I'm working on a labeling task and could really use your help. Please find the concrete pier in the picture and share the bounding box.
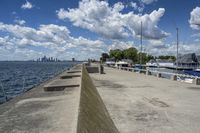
[90,66,200,133]
[0,65,82,133]
[1,64,200,133]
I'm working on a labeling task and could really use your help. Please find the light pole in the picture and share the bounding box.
[140,21,143,67]
[176,27,179,71]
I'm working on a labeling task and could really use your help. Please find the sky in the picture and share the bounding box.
[0,0,199,61]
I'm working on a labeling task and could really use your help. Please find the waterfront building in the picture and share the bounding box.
[176,53,199,69]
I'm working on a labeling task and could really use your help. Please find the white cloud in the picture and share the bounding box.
[107,40,135,51]
[0,23,106,60]
[57,0,169,40]
[21,1,33,9]
[130,2,137,9]
[130,2,144,12]
[189,7,200,30]
[14,19,26,25]
[57,1,129,39]
[192,32,200,37]
[141,0,157,5]
[146,40,200,56]
[129,0,157,13]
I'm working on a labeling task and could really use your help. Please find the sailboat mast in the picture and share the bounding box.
[140,21,143,66]
[176,27,179,70]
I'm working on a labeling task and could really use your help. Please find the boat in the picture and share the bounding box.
[183,70,200,77]
[115,59,133,68]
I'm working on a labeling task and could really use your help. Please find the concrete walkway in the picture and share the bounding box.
[90,67,200,133]
[0,70,81,133]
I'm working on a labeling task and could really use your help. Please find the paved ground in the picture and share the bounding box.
[90,67,200,133]
[0,70,81,133]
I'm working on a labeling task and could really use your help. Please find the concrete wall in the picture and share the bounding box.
[86,66,99,73]
[77,66,119,133]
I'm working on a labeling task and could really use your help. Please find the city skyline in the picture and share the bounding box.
[0,0,199,60]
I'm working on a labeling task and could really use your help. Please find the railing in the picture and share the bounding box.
[107,65,200,85]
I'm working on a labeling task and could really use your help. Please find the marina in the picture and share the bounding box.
[0,0,199,132]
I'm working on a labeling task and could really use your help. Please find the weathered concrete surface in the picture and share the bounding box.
[90,67,200,133]
[0,69,81,133]
[77,66,119,133]
[86,66,99,73]
[67,70,81,73]
[44,78,80,91]
[60,72,81,79]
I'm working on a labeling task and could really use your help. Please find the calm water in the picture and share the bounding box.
[0,61,79,103]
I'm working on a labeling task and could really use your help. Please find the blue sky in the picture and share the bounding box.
[0,0,199,60]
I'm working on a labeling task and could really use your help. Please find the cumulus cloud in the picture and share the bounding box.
[21,1,33,9]
[57,0,168,40]
[140,0,157,5]
[108,41,134,50]
[146,40,200,56]
[14,19,26,25]
[189,7,200,30]
[129,2,144,13]
[0,23,106,60]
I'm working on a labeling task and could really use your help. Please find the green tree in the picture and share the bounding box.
[138,52,147,64]
[158,55,176,61]
[147,55,154,62]
[101,53,109,62]
[123,47,138,63]
[109,49,124,61]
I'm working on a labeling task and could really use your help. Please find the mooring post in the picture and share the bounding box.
[99,64,104,74]
[157,73,161,78]
[193,78,200,85]
[171,74,177,81]
[146,70,151,75]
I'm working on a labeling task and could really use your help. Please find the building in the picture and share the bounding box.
[36,56,60,62]
[176,53,199,68]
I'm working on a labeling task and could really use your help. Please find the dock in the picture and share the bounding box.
[90,66,200,133]
[0,64,200,133]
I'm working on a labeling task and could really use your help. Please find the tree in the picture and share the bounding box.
[123,47,138,63]
[101,53,109,62]
[158,55,176,61]
[147,55,154,62]
[138,52,148,64]
[109,49,124,61]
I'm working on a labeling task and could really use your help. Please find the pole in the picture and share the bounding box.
[176,28,179,71]
[140,21,143,67]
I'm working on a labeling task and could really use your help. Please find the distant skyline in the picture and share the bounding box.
[0,0,199,60]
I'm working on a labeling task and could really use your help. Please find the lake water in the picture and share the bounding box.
[0,61,79,103]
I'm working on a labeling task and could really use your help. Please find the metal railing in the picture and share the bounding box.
[107,65,200,85]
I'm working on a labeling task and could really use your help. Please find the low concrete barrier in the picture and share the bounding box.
[77,66,119,133]
[86,66,99,73]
